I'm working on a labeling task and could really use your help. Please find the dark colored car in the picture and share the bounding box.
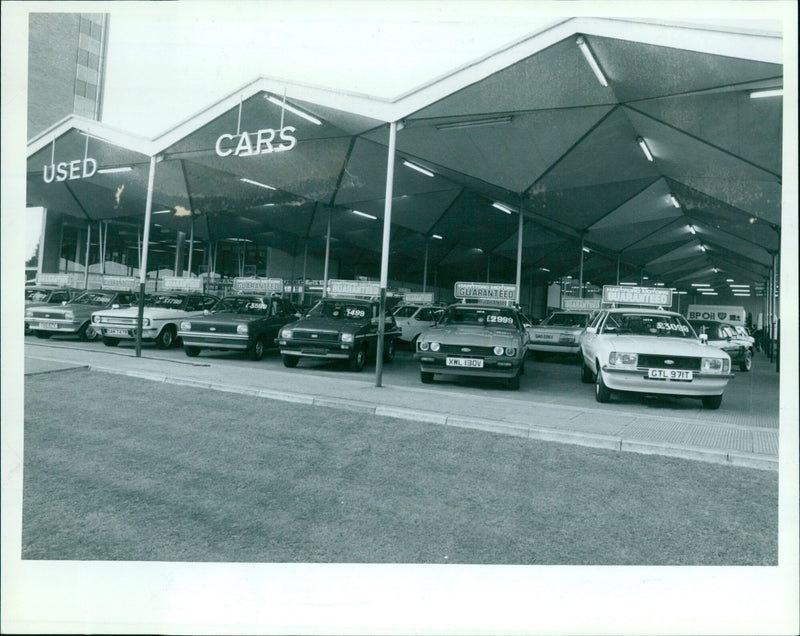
[27,288,136,341]
[689,319,753,372]
[277,297,400,372]
[24,286,80,334]
[178,294,299,360]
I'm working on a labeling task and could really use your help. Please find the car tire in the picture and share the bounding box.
[78,322,99,342]
[155,325,176,349]
[282,354,299,368]
[249,337,266,361]
[102,336,119,347]
[580,355,594,383]
[33,331,52,339]
[184,345,201,358]
[420,371,434,384]
[349,346,367,372]
[506,372,521,390]
[595,365,611,403]
[739,350,752,372]
[382,338,395,363]
[702,394,723,409]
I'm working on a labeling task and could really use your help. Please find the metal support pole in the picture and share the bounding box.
[136,155,157,358]
[187,215,195,276]
[137,225,142,273]
[486,253,491,283]
[422,240,429,293]
[616,254,621,285]
[323,209,331,297]
[83,223,91,289]
[515,200,524,305]
[579,237,585,299]
[375,121,397,388]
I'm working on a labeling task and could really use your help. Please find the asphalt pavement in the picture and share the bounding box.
[24,338,781,470]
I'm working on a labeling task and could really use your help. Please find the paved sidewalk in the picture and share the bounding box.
[24,345,780,471]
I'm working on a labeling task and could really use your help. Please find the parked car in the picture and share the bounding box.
[27,289,136,341]
[24,286,79,334]
[178,294,299,360]
[277,297,400,372]
[689,320,753,372]
[580,308,733,409]
[528,311,593,359]
[733,325,756,349]
[415,303,529,390]
[392,303,444,345]
[91,292,219,349]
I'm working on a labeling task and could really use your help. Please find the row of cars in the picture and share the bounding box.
[25,280,753,409]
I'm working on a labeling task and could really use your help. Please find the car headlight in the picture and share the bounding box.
[505,347,516,357]
[92,315,100,323]
[701,357,729,374]
[609,351,638,367]
[142,318,151,327]
[237,324,248,335]
[180,321,192,331]
[63,311,74,320]
[493,346,504,356]
[418,341,430,351]
[26,309,33,317]
[430,342,440,352]
[281,329,293,339]
[341,333,354,343]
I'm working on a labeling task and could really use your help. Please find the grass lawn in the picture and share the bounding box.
[22,369,778,564]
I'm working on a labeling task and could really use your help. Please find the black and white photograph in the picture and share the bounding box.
[2,1,798,634]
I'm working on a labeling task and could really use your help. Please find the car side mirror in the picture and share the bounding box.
[699,333,708,344]
[62,300,67,305]
[112,304,120,309]
[585,326,597,334]
[204,309,210,315]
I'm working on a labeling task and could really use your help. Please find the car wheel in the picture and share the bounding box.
[349,346,367,372]
[595,365,611,403]
[25,322,32,335]
[102,336,119,347]
[33,331,52,339]
[739,350,752,372]
[78,322,99,342]
[282,354,299,368]
[420,371,434,384]
[184,345,201,358]
[506,372,521,390]
[382,338,395,363]
[249,337,265,361]
[702,394,723,409]
[580,355,594,383]
[155,325,176,349]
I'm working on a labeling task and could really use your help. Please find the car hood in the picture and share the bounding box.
[29,303,100,318]
[190,312,261,326]
[421,324,521,345]
[94,306,189,319]
[531,325,584,334]
[603,334,729,358]
[285,316,368,333]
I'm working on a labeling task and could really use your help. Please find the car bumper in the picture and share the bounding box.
[602,366,733,396]
[28,319,82,333]
[96,326,159,340]
[279,343,354,360]
[416,354,523,379]
[179,332,251,350]
[528,342,579,354]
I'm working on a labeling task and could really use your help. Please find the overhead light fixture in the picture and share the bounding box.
[654,282,664,286]
[733,292,751,296]
[726,278,734,282]
[712,268,720,273]
[352,210,377,220]
[668,194,681,208]
[637,137,653,162]
[402,160,434,177]
[152,209,173,215]
[266,95,322,125]
[576,36,608,87]
[749,88,782,99]
[700,291,718,295]
[492,202,514,215]
[676,291,688,295]
[729,284,750,289]
[240,177,275,190]
[431,234,443,240]
[749,217,757,224]
[539,267,550,272]
[691,283,711,287]
[582,246,590,253]
[699,244,707,252]
[435,116,512,131]
[620,282,637,286]
[97,166,133,174]
[688,225,696,235]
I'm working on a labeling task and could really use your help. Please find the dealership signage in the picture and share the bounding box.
[101,276,137,290]
[163,277,204,292]
[454,282,517,301]
[562,298,602,311]
[602,285,672,306]
[329,279,381,297]
[36,273,70,286]
[215,126,297,158]
[404,292,435,304]
[232,277,284,293]
[687,305,746,326]
[43,158,97,183]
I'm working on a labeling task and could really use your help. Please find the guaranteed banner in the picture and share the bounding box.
[329,279,382,297]
[562,298,602,311]
[163,277,204,292]
[233,277,284,293]
[454,282,517,301]
[602,285,672,306]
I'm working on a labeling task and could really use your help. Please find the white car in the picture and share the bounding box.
[528,311,592,359]
[733,325,756,348]
[579,308,733,409]
[392,303,444,345]
[91,292,219,349]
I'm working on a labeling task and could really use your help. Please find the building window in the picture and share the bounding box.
[75,79,87,98]
[80,18,92,36]
[85,82,97,99]
[90,20,102,40]
[78,49,89,66]
[87,52,99,70]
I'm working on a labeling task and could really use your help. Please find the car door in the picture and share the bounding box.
[581,310,606,364]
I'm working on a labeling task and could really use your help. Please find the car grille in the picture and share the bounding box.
[29,309,67,319]
[637,354,701,371]
[438,344,494,356]
[191,323,238,335]
[292,329,339,343]
[97,316,138,325]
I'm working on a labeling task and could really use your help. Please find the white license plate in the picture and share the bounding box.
[648,368,693,381]
[446,357,484,368]
[106,328,130,336]
[536,334,555,340]
[39,322,59,329]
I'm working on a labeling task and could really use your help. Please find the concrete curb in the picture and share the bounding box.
[87,364,779,472]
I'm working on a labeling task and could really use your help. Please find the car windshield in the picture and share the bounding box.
[440,306,518,328]
[144,294,186,309]
[542,312,589,327]
[71,291,115,306]
[307,300,371,321]
[602,313,696,338]
[213,296,270,315]
[25,289,52,302]
[393,306,419,319]
[691,322,723,339]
